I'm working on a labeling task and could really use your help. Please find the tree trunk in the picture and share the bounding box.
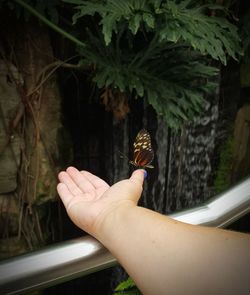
[0,21,64,258]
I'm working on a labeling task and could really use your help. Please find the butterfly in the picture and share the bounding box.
[129,129,154,169]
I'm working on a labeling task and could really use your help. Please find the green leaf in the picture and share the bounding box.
[134,77,144,97]
[114,277,141,295]
[115,277,136,291]
[129,13,142,34]
[102,15,118,45]
[142,12,155,29]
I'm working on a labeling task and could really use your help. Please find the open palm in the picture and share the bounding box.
[57,166,144,237]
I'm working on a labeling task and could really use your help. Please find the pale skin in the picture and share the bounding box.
[57,166,250,295]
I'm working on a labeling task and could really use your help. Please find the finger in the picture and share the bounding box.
[80,170,109,189]
[66,166,95,194]
[130,169,145,186]
[57,182,73,208]
[58,171,83,196]
[128,169,145,202]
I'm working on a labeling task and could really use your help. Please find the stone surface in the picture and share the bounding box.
[0,61,22,194]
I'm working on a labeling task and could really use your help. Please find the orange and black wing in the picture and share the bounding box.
[131,129,154,168]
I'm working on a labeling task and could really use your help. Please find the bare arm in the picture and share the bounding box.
[57,167,250,295]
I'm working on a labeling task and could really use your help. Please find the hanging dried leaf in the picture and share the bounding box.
[100,88,130,120]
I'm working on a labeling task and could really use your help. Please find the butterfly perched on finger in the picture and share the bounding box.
[129,129,154,169]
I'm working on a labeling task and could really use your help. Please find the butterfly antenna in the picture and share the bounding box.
[118,150,129,160]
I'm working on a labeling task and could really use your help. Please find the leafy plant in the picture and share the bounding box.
[113,277,141,295]
[12,0,242,129]
[64,0,241,129]
[69,0,241,63]
[78,29,218,128]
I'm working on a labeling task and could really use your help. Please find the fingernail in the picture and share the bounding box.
[143,170,147,179]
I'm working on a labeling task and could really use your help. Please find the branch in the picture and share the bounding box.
[14,0,86,48]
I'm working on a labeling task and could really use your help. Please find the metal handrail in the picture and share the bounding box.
[0,177,250,295]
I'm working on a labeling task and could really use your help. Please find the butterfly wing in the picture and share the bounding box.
[131,129,154,168]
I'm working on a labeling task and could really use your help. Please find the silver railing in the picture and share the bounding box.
[0,177,250,295]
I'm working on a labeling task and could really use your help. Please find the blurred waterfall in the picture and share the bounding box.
[146,100,219,214]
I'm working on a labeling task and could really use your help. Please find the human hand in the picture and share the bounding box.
[57,167,145,238]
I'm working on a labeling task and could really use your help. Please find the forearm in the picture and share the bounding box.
[96,205,250,295]
[57,167,250,294]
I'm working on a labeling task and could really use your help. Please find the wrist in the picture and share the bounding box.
[93,200,135,243]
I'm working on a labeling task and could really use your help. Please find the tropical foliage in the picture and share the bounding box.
[9,0,242,128]
[63,0,241,128]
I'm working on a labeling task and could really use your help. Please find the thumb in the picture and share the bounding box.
[129,169,146,202]
[130,169,146,185]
